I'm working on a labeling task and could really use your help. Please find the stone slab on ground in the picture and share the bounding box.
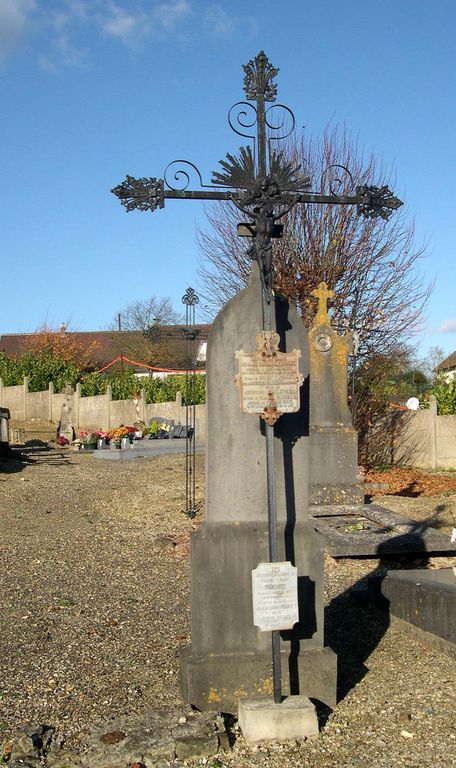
[311,503,456,557]
[238,695,319,744]
[21,707,225,768]
[378,567,456,659]
[93,440,203,460]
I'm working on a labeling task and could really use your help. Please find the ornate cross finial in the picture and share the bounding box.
[243,50,278,102]
[311,282,334,324]
[182,286,199,306]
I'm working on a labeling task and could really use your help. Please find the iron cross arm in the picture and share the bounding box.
[112,175,403,221]
[111,174,234,213]
[293,184,403,221]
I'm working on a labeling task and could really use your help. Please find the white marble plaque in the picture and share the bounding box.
[252,561,299,632]
[235,332,304,425]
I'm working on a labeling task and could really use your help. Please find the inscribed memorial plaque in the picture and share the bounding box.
[252,561,299,632]
[235,331,304,425]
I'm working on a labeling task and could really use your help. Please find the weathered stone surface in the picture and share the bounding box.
[379,567,456,658]
[205,263,310,525]
[10,724,54,763]
[181,264,337,713]
[78,706,223,767]
[181,644,337,714]
[308,282,362,505]
[181,521,337,712]
[309,426,364,505]
[312,503,456,557]
[238,695,319,744]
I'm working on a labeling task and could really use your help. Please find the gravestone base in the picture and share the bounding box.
[180,644,337,714]
[377,568,456,659]
[180,520,337,714]
[309,425,364,505]
[238,695,319,744]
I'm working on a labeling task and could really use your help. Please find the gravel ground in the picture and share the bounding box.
[1,446,455,768]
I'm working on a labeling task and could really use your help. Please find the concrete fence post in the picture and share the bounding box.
[140,389,146,422]
[106,385,112,430]
[23,376,29,422]
[74,383,81,430]
[48,382,54,421]
[429,394,438,470]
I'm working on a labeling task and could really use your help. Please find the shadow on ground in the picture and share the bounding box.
[0,445,73,473]
[324,512,449,706]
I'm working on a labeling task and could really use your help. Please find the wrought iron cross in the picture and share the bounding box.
[112,51,403,706]
[112,50,402,321]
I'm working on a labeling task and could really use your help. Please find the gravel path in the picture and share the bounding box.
[1,446,455,768]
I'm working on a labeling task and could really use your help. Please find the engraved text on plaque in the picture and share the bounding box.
[235,331,304,425]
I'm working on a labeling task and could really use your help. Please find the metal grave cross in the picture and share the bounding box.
[112,51,403,704]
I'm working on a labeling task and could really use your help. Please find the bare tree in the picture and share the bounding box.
[418,345,446,381]
[110,295,183,331]
[197,125,433,361]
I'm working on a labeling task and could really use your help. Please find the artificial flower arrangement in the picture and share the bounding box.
[78,430,98,445]
[107,425,137,446]
[149,420,159,437]
[149,420,172,438]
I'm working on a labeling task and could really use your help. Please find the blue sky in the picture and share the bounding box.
[1,0,455,362]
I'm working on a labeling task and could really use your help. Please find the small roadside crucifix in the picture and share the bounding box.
[112,51,403,704]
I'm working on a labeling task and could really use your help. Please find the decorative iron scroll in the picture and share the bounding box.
[228,101,257,140]
[182,286,200,306]
[265,104,296,140]
[243,50,278,102]
[164,160,211,191]
[112,175,165,212]
[321,164,354,196]
[356,184,403,220]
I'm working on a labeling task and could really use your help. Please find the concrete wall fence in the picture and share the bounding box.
[392,396,456,470]
[0,377,206,441]
[1,380,454,468]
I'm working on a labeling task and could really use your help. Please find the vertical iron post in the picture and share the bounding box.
[182,287,199,518]
[253,62,282,705]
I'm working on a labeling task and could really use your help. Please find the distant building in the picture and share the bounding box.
[435,350,456,382]
[0,325,210,375]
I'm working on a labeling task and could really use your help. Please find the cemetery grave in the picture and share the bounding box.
[311,502,456,557]
[2,48,455,763]
[1,447,455,768]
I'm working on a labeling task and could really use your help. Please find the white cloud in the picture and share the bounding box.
[99,0,191,46]
[40,1,91,70]
[99,3,149,45]
[203,5,235,36]
[202,4,258,39]
[438,319,456,333]
[0,0,36,60]
[153,0,191,32]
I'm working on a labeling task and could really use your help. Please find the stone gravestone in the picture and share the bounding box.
[58,385,74,443]
[180,264,337,713]
[308,282,364,505]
